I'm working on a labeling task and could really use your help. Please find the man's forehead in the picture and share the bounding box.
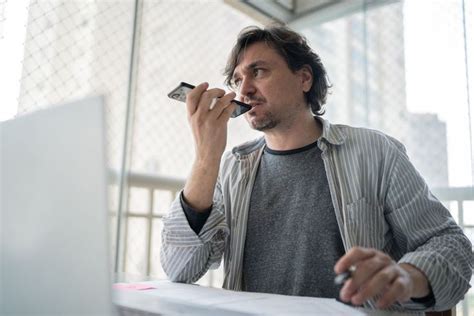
[233,43,280,75]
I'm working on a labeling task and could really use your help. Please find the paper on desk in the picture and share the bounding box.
[129,281,365,315]
[220,295,366,315]
[113,283,156,291]
[138,281,270,306]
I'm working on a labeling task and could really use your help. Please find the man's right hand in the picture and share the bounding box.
[183,82,236,212]
[186,82,236,162]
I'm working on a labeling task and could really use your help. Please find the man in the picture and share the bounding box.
[161,25,473,312]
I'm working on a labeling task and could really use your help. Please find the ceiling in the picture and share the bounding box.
[225,0,399,28]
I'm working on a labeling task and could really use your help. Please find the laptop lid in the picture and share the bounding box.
[0,96,113,315]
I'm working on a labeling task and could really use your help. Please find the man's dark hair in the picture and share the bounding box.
[224,25,331,116]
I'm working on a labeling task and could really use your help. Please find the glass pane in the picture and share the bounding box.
[153,190,173,216]
[125,218,148,277]
[150,219,165,278]
[130,0,261,178]
[128,187,150,215]
[463,201,474,226]
[300,1,473,190]
[10,0,137,274]
[444,201,459,224]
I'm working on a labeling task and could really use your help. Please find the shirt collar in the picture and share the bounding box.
[232,116,347,158]
[315,116,346,146]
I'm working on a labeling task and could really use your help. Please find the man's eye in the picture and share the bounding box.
[253,68,264,77]
[232,78,242,88]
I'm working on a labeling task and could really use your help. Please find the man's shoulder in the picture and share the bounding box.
[218,137,264,181]
[331,123,404,150]
[331,122,386,137]
[229,137,265,158]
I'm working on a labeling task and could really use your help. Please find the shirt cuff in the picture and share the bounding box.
[180,192,212,235]
[410,285,435,308]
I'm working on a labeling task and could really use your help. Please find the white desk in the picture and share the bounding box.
[113,280,366,315]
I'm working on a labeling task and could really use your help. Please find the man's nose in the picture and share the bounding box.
[239,77,256,101]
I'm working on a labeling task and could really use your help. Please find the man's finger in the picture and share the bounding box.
[195,88,226,116]
[209,98,218,110]
[376,277,408,309]
[334,247,377,274]
[339,278,356,302]
[210,92,236,118]
[347,252,393,291]
[186,82,208,115]
[339,257,388,303]
[218,101,236,122]
[350,265,398,306]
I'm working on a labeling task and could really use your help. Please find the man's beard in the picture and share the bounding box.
[243,96,279,131]
[248,111,279,131]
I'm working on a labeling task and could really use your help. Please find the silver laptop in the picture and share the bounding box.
[0,97,113,315]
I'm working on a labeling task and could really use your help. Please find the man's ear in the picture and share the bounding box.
[299,65,313,93]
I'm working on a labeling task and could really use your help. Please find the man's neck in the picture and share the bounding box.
[264,112,322,151]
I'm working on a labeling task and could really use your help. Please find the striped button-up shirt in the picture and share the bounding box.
[161,117,473,312]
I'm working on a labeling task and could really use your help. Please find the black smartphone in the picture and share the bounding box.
[167,82,251,118]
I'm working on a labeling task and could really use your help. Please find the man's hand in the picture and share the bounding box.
[334,247,430,309]
[186,82,236,163]
[182,82,236,212]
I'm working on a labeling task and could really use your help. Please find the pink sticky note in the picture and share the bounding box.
[113,283,156,291]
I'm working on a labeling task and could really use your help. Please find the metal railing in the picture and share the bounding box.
[432,187,474,232]
[122,172,182,276]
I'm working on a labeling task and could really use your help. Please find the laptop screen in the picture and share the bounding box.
[0,96,113,315]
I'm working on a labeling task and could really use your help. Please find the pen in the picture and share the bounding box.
[334,270,352,285]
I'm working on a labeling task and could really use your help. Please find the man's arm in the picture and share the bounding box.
[182,82,236,211]
[335,139,473,311]
[385,142,473,310]
[160,83,236,283]
[160,181,229,283]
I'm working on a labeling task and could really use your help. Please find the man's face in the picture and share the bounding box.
[231,42,311,131]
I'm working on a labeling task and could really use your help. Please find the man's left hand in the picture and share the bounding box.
[334,247,430,309]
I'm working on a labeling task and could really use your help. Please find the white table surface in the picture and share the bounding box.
[113,280,369,315]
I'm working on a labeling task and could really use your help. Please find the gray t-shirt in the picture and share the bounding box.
[242,140,345,298]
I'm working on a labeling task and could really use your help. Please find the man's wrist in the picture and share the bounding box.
[180,192,212,235]
[195,154,222,167]
[182,189,213,213]
[399,263,430,298]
